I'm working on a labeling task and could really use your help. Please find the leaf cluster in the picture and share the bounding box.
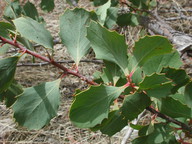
[0,0,191,143]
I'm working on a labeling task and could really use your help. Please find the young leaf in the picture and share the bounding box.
[96,0,111,25]
[60,8,94,65]
[13,17,53,49]
[0,80,23,107]
[142,51,182,75]
[13,79,61,130]
[139,73,173,98]
[0,56,19,93]
[40,0,55,12]
[159,97,192,119]
[70,84,125,128]
[87,22,129,75]
[121,92,151,121]
[184,82,192,108]
[162,67,190,93]
[133,36,173,70]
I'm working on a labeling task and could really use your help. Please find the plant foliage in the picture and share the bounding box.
[0,0,191,143]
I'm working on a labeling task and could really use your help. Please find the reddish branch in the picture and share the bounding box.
[0,36,97,85]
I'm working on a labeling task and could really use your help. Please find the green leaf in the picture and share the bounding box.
[13,17,53,49]
[133,36,173,70]
[13,79,61,130]
[40,0,55,12]
[100,68,113,84]
[129,0,148,10]
[121,92,151,121]
[92,0,108,6]
[0,56,19,93]
[70,84,125,128]
[0,80,23,107]
[170,93,185,105]
[140,74,169,88]
[149,0,157,7]
[117,13,139,27]
[139,73,173,98]
[130,123,144,130]
[16,36,34,51]
[23,1,43,22]
[128,55,143,85]
[0,44,11,55]
[92,0,118,6]
[159,97,192,118]
[60,8,95,65]
[104,61,122,85]
[87,21,129,75]
[96,0,111,25]
[162,67,190,93]
[92,110,127,136]
[66,0,79,6]
[142,51,182,75]
[133,124,178,144]
[3,1,23,20]
[104,7,118,29]
[0,22,15,39]
[184,82,192,108]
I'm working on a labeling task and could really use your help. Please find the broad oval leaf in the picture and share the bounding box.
[159,97,192,119]
[40,0,55,12]
[96,0,111,25]
[70,84,125,128]
[184,82,192,108]
[0,22,15,39]
[92,110,128,136]
[87,22,129,75]
[162,67,190,94]
[133,36,173,70]
[60,8,94,65]
[117,13,139,27]
[13,17,53,49]
[142,51,182,75]
[104,61,122,86]
[133,124,178,144]
[139,73,173,98]
[13,79,61,130]
[23,1,44,22]
[104,7,118,29]
[121,92,151,121]
[0,80,23,107]
[0,56,19,93]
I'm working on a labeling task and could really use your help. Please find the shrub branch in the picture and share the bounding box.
[0,36,97,85]
[146,106,192,134]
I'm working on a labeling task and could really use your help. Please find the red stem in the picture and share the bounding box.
[0,36,97,85]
